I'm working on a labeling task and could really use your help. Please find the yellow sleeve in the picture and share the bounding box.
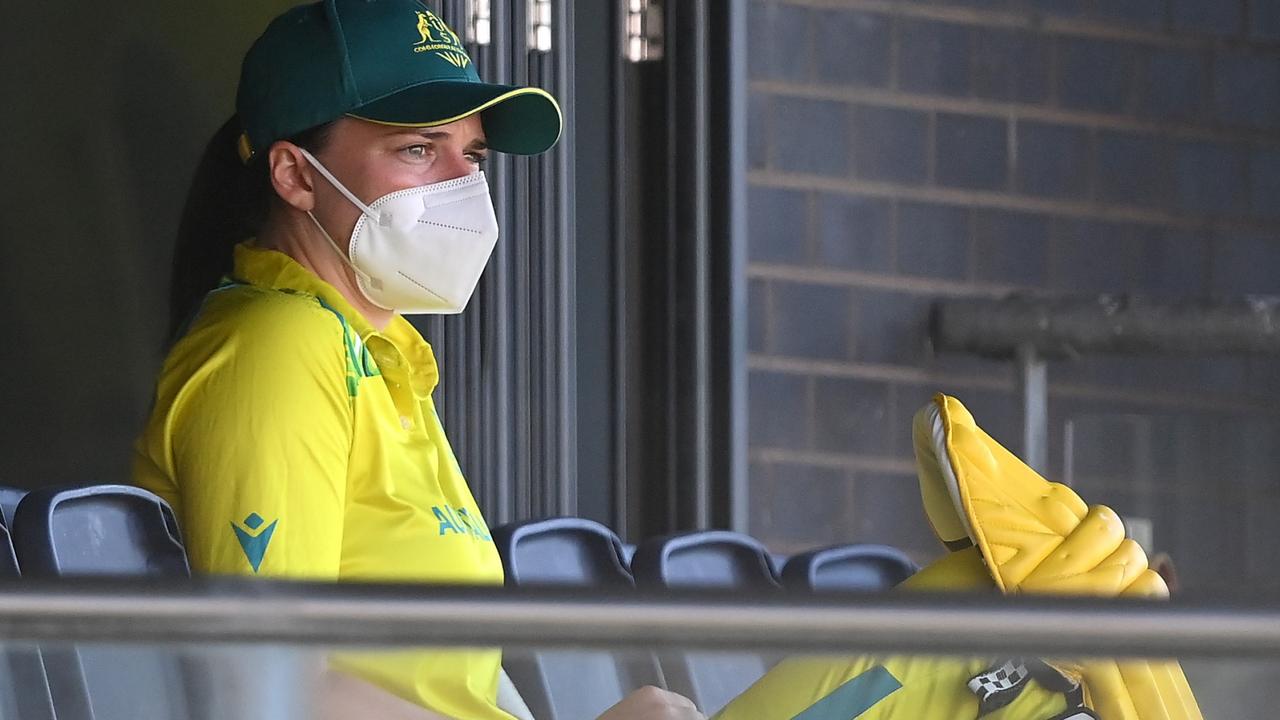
[154,289,354,579]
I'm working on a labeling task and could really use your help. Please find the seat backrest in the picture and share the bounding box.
[492,518,664,720]
[0,488,27,533]
[630,531,781,716]
[12,485,189,578]
[493,517,634,588]
[12,485,194,720]
[0,512,56,720]
[631,530,781,592]
[781,544,918,592]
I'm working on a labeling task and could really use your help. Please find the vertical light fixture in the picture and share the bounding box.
[625,0,663,62]
[530,0,553,52]
[465,0,491,45]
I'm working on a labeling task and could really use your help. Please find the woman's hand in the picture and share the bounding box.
[596,686,705,720]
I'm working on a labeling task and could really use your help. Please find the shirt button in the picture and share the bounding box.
[400,416,413,430]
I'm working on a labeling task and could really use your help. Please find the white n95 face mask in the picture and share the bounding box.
[298,147,499,315]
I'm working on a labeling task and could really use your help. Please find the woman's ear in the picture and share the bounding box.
[267,142,317,212]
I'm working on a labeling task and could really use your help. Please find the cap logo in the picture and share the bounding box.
[413,10,471,67]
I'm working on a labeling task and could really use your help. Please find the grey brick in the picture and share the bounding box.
[758,463,854,549]
[896,202,970,280]
[1247,491,1280,581]
[935,113,1009,190]
[811,377,892,454]
[898,19,970,97]
[748,185,809,264]
[747,462,771,513]
[1132,228,1210,297]
[952,391,1023,457]
[812,9,892,88]
[1197,356,1254,395]
[1016,121,1092,199]
[934,0,1010,7]
[1062,413,1144,487]
[1249,147,1280,220]
[1210,234,1280,294]
[1171,0,1242,36]
[1027,0,1088,16]
[1051,220,1138,293]
[852,288,933,365]
[1212,50,1280,130]
[853,473,939,554]
[1139,48,1206,122]
[972,28,1050,104]
[1053,356,1154,396]
[852,106,929,184]
[1092,0,1169,28]
[814,193,893,271]
[1058,38,1138,114]
[890,387,932,459]
[1129,356,1246,396]
[1249,356,1280,398]
[1174,140,1248,217]
[748,93,769,170]
[1250,0,1280,40]
[774,96,851,177]
[1095,130,1173,208]
[749,370,810,449]
[981,393,1028,454]
[1172,493,1249,589]
[748,279,769,353]
[971,209,1051,287]
[747,1,812,82]
[772,281,853,360]
[1210,411,1280,479]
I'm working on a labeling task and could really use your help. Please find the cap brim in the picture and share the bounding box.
[349,81,562,156]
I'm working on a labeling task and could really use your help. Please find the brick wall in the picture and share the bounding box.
[745,0,1280,590]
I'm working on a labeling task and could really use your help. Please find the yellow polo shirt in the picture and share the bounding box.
[133,242,512,719]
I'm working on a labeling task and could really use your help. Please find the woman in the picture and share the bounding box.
[133,1,702,718]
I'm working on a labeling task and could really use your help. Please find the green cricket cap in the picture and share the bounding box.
[235,0,561,162]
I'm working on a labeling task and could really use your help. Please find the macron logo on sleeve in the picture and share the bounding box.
[231,513,278,573]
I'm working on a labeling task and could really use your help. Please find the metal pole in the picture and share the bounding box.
[1018,344,1049,473]
[932,295,1280,359]
[723,0,749,533]
[1,581,1280,659]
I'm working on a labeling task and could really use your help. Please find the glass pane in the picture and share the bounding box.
[1065,412,1280,594]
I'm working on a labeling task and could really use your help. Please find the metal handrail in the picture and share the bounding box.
[932,295,1280,360]
[0,578,1276,659]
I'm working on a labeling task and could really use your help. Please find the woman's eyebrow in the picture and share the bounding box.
[387,129,452,141]
[387,129,486,150]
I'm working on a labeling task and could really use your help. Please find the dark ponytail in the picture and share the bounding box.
[168,115,333,342]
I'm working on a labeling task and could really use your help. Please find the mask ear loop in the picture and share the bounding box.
[295,148,381,290]
[297,147,387,225]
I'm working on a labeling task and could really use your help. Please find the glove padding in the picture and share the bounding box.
[913,394,1202,720]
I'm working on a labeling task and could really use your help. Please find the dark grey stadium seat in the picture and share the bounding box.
[781,544,918,592]
[12,485,193,720]
[0,509,56,720]
[0,488,27,532]
[494,517,634,589]
[630,531,781,716]
[492,518,665,720]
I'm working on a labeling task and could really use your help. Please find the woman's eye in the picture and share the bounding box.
[404,144,432,160]
[468,153,488,167]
